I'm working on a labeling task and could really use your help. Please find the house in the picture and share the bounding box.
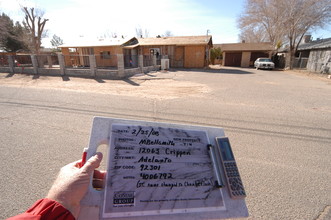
[59,37,139,68]
[214,42,274,67]
[59,35,213,69]
[137,35,213,68]
[295,36,331,73]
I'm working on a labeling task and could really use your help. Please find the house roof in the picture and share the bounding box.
[298,37,331,51]
[138,35,212,46]
[59,37,136,48]
[215,42,274,52]
[59,35,212,48]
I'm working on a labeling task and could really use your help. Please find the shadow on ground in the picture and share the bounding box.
[5,73,15,78]
[94,78,105,83]
[123,78,140,86]
[168,67,254,74]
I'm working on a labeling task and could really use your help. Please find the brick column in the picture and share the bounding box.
[31,55,38,74]
[8,55,14,73]
[117,54,125,78]
[47,55,53,68]
[89,55,97,77]
[138,55,144,73]
[57,54,65,76]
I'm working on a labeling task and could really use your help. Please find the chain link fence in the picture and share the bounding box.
[293,57,308,69]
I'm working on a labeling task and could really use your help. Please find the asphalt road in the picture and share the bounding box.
[0,68,330,219]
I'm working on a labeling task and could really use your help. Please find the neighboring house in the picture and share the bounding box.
[214,42,274,67]
[59,35,213,69]
[59,37,139,68]
[295,37,331,73]
[138,35,212,68]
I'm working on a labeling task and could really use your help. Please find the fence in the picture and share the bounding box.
[0,54,160,79]
[124,55,138,68]
[0,54,9,66]
[63,54,90,68]
[15,55,33,66]
[36,54,59,68]
[293,57,308,69]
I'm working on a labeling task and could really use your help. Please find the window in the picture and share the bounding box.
[101,51,111,59]
[69,48,77,52]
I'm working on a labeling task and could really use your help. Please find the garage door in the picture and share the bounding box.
[250,52,269,65]
[224,52,242,67]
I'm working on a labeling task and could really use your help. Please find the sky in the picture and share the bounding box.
[1,0,330,48]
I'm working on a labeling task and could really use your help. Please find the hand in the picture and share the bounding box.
[46,152,105,218]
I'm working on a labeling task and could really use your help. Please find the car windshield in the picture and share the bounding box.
[259,58,272,62]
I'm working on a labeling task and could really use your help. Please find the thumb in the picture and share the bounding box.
[82,152,103,174]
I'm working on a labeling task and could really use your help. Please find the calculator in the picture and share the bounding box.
[216,137,246,199]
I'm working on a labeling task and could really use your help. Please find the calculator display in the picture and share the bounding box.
[218,138,234,161]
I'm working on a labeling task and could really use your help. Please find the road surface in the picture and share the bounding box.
[0,67,330,219]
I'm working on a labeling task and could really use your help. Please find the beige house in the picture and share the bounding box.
[215,42,274,67]
[59,35,213,69]
[60,36,213,68]
[59,38,138,68]
[138,35,213,68]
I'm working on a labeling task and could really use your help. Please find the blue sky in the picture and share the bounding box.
[1,0,330,47]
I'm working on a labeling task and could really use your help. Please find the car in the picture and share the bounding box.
[254,58,275,70]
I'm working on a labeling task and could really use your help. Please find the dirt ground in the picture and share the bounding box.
[1,67,329,100]
[0,71,211,100]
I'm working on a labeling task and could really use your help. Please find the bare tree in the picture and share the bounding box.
[163,30,173,37]
[238,26,268,43]
[50,34,63,47]
[238,0,285,45]
[22,7,49,54]
[100,29,121,38]
[238,0,331,69]
[135,27,149,38]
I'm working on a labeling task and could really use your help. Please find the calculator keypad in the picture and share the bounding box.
[224,162,246,198]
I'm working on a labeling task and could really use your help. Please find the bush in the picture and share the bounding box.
[210,48,222,65]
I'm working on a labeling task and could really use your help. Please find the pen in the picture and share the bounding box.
[80,148,88,168]
[207,144,224,188]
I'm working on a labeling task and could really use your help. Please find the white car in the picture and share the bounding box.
[254,58,275,70]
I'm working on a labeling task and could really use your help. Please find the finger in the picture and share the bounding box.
[93,170,107,179]
[82,152,103,174]
[72,160,84,168]
[64,160,82,169]
[93,178,105,189]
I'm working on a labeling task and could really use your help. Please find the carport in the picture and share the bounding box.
[215,42,274,67]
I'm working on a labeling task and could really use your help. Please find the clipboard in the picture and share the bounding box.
[78,117,249,219]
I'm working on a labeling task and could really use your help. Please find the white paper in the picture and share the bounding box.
[103,124,225,218]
